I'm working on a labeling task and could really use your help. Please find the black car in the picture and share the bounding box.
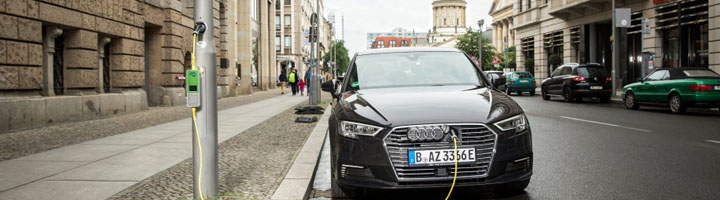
[321,48,532,198]
[541,63,612,103]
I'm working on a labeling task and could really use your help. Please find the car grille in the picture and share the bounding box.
[384,125,496,182]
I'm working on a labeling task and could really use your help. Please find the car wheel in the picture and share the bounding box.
[505,87,512,95]
[563,87,574,102]
[530,91,536,96]
[541,86,550,100]
[624,92,639,110]
[517,91,523,96]
[497,179,530,195]
[669,93,687,114]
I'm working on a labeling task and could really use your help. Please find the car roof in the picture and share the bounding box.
[485,71,503,74]
[356,47,462,56]
[561,63,603,68]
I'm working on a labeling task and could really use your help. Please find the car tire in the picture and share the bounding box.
[669,93,687,114]
[505,87,512,95]
[563,87,574,103]
[541,86,550,100]
[497,179,530,195]
[624,92,640,110]
[530,91,536,96]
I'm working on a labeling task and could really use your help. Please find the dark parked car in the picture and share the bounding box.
[541,63,612,103]
[622,67,720,114]
[485,71,507,91]
[321,48,532,198]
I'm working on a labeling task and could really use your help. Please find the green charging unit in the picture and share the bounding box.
[186,70,201,107]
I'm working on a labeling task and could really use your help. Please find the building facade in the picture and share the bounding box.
[371,37,412,49]
[428,0,468,47]
[489,0,515,53]
[367,28,427,49]
[275,0,329,80]
[510,0,719,89]
[0,0,279,133]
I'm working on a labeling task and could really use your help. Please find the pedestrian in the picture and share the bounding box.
[288,69,298,95]
[278,71,288,95]
[305,70,311,95]
[298,78,306,96]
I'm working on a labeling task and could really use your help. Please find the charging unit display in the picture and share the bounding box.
[186,70,201,108]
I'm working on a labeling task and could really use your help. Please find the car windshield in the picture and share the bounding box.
[576,66,608,77]
[683,70,720,78]
[514,73,533,78]
[350,52,485,89]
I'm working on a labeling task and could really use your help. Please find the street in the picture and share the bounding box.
[312,95,720,199]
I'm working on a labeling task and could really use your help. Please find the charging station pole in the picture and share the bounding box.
[193,0,218,198]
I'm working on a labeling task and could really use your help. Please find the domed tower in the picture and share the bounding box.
[430,0,467,44]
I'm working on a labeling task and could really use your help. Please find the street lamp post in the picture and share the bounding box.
[478,20,484,70]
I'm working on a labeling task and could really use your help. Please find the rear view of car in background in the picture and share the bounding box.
[505,72,537,96]
[541,63,612,103]
[622,67,720,114]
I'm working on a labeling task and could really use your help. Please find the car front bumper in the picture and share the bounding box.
[332,126,533,190]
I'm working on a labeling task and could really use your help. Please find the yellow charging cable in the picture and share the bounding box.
[191,33,204,200]
[445,137,458,200]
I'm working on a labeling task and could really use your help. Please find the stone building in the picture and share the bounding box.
[371,37,412,49]
[275,0,327,79]
[489,0,515,53]
[510,0,719,90]
[227,0,278,93]
[0,0,258,133]
[428,0,468,47]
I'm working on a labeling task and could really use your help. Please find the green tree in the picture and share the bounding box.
[548,54,563,72]
[505,46,516,70]
[525,58,535,72]
[322,40,351,75]
[455,30,495,70]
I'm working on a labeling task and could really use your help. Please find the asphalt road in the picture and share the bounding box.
[312,94,720,200]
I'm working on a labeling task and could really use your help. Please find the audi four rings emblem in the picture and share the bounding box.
[407,127,445,141]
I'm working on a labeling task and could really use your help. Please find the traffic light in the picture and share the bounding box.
[309,27,318,43]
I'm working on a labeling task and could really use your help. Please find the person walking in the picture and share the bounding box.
[278,71,288,94]
[298,79,306,96]
[288,69,298,95]
[305,70,311,95]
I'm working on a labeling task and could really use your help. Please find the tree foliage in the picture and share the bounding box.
[549,54,563,70]
[323,40,351,75]
[455,30,495,70]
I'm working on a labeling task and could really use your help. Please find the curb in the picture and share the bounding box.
[270,106,331,200]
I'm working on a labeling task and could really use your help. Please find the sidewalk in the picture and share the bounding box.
[0,94,305,200]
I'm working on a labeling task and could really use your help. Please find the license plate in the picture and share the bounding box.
[591,86,603,90]
[408,148,476,165]
[519,80,529,83]
[715,85,720,91]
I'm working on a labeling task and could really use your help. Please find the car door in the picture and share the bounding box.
[636,70,666,102]
[554,67,572,94]
[549,66,568,94]
[651,71,673,103]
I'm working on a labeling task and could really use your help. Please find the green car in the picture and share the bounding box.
[622,67,720,114]
[504,71,537,96]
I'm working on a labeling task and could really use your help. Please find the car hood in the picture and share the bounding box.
[339,85,523,127]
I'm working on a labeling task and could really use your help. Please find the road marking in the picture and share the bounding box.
[706,140,720,144]
[560,116,652,132]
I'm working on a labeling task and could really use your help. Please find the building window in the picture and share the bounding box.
[401,40,408,47]
[444,18,447,26]
[284,15,291,27]
[527,0,532,9]
[284,0,291,5]
[390,40,396,47]
[657,0,709,68]
[377,40,384,48]
[519,0,523,12]
[285,36,291,48]
[251,0,258,21]
[275,1,280,9]
[275,15,281,30]
[275,36,281,51]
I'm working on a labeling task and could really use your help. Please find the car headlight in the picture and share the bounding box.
[493,114,528,133]
[340,121,383,139]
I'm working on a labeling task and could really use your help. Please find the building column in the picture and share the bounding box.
[259,0,270,91]
[269,0,277,89]
[42,27,63,96]
[97,37,111,93]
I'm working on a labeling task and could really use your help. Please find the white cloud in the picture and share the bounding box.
[324,0,493,56]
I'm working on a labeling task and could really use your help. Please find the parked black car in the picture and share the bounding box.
[541,63,612,103]
[321,48,532,198]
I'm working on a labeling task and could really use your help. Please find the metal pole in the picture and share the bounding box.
[478,20,483,70]
[193,0,217,198]
[309,0,320,105]
[611,0,618,97]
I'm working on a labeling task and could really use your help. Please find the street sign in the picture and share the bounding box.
[492,55,502,65]
[503,48,508,53]
[642,18,651,34]
[303,29,310,45]
[615,8,631,28]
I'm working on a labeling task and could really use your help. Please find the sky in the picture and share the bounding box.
[324,0,493,56]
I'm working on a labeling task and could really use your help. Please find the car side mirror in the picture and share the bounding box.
[492,78,505,88]
[321,80,338,98]
[637,78,644,83]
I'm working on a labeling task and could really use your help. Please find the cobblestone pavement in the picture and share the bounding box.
[109,96,330,200]
[0,89,282,162]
